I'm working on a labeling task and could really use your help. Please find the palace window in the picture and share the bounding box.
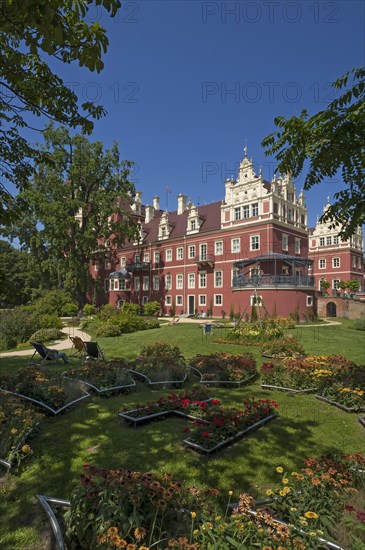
[200,243,207,261]
[232,238,240,253]
[199,295,206,306]
[333,279,340,290]
[295,238,301,254]
[154,251,160,263]
[326,236,332,245]
[252,203,259,217]
[165,295,172,305]
[214,270,223,287]
[214,294,223,306]
[332,257,340,268]
[105,259,111,269]
[243,205,250,218]
[176,247,183,260]
[250,235,260,251]
[165,274,172,290]
[176,274,183,289]
[319,259,326,269]
[306,296,313,307]
[319,237,325,246]
[188,245,196,259]
[142,276,149,291]
[176,295,183,306]
[166,249,172,262]
[282,234,289,252]
[153,276,159,291]
[188,273,195,288]
[214,241,223,255]
[234,207,241,220]
[121,256,126,267]
[333,236,339,245]
[134,277,140,291]
[199,272,207,288]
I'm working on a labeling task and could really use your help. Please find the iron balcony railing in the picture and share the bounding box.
[125,262,150,272]
[232,274,315,288]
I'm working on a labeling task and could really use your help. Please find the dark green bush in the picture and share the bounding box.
[28,290,77,316]
[0,308,40,350]
[121,302,140,315]
[62,302,78,317]
[143,301,161,317]
[83,304,96,316]
[35,313,63,330]
[97,304,117,321]
[95,322,122,338]
[353,318,365,331]
[29,328,64,343]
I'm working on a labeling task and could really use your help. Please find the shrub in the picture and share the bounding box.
[143,300,160,317]
[135,341,186,381]
[0,308,40,350]
[29,290,77,317]
[83,304,96,316]
[34,313,63,330]
[190,352,257,382]
[94,322,122,338]
[120,302,140,315]
[97,304,117,321]
[62,302,78,317]
[353,318,365,331]
[144,318,160,329]
[261,337,305,358]
[29,328,64,343]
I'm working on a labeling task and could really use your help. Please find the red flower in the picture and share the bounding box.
[201,431,211,438]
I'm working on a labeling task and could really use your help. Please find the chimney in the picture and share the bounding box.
[135,191,142,203]
[145,205,154,224]
[153,195,160,210]
[177,193,187,215]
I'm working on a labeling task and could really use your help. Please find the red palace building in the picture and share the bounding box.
[91,150,364,319]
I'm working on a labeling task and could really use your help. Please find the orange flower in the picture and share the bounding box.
[311,477,321,486]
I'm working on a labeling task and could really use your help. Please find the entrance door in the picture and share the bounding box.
[188,295,195,316]
[326,302,337,317]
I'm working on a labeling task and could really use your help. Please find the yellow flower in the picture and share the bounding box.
[282,478,289,484]
[21,444,32,454]
[304,511,318,519]
[300,519,308,526]
[279,490,286,496]
[191,511,197,519]
[276,466,284,473]
[266,489,274,496]
[228,490,233,496]
[107,526,118,536]
[291,471,298,477]
[290,507,297,512]
[11,428,18,434]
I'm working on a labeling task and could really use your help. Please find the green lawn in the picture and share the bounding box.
[0,318,364,549]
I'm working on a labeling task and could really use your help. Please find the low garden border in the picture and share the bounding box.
[261,384,317,394]
[125,368,188,387]
[316,395,365,413]
[0,387,91,416]
[63,374,136,395]
[0,423,41,470]
[37,495,70,550]
[188,365,256,387]
[183,414,277,454]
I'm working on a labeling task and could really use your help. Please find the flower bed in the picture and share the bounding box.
[183,398,278,454]
[313,361,365,412]
[119,388,212,427]
[260,358,318,392]
[132,341,188,385]
[0,367,90,415]
[261,336,305,358]
[189,352,257,385]
[0,393,43,470]
[215,317,296,345]
[63,360,136,394]
[260,454,365,549]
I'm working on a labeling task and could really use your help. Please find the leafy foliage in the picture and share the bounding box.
[0,0,121,222]
[262,67,365,237]
[143,301,161,317]
[6,126,137,308]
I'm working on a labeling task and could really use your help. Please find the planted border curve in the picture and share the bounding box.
[183,414,277,454]
[261,384,317,394]
[316,395,365,413]
[188,365,257,387]
[0,388,91,415]
[63,373,136,394]
[0,422,41,471]
[37,495,70,550]
[125,368,188,387]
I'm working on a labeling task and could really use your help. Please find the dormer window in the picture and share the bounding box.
[190,219,196,231]
[161,227,166,237]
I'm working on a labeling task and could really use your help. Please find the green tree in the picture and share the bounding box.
[262,67,365,238]
[0,0,121,222]
[7,125,137,309]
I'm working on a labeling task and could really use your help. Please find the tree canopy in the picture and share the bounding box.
[6,125,137,309]
[0,0,121,222]
[262,67,365,238]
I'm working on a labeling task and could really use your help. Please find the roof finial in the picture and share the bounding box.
[327,194,330,204]
[244,140,248,158]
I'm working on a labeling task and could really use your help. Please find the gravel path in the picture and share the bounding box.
[0,326,91,358]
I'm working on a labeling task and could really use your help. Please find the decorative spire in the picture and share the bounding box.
[244,140,248,158]
[326,194,330,204]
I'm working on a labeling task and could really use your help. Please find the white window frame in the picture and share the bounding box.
[252,203,259,217]
[306,296,313,307]
[188,273,195,289]
[200,243,207,261]
[176,274,183,289]
[282,234,289,252]
[165,274,172,290]
[319,259,326,269]
[333,236,339,245]
[121,256,126,267]
[353,256,357,268]
[190,219,196,231]
[176,247,183,260]
[214,294,223,306]
[135,254,140,263]
[333,279,340,290]
[165,295,172,305]
[250,235,260,251]
[166,249,172,262]
[295,238,301,254]
[319,237,325,246]
[326,236,332,245]
[199,271,207,288]
[250,294,263,306]
[154,251,160,263]
[142,276,149,291]
[176,295,183,306]
[153,276,159,291]
[134,277,140,291]
[214,270,223,288]
[234,207,241,220]
[119,279,127,290]
[143,252,150,262]
[198,294,206,306]
[188,245,196,259]
[214,241,223,255]
[243,205,250,219]
[332,257,340,268]
[231,238,240,253]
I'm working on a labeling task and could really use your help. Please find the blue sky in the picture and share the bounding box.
[24,1,365,227]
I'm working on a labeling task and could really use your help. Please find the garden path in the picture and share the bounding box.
[0,326,91,358]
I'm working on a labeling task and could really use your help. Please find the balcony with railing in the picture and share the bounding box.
[194,254,215,267]
[125,261,150,273]
[233,274,315,289]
